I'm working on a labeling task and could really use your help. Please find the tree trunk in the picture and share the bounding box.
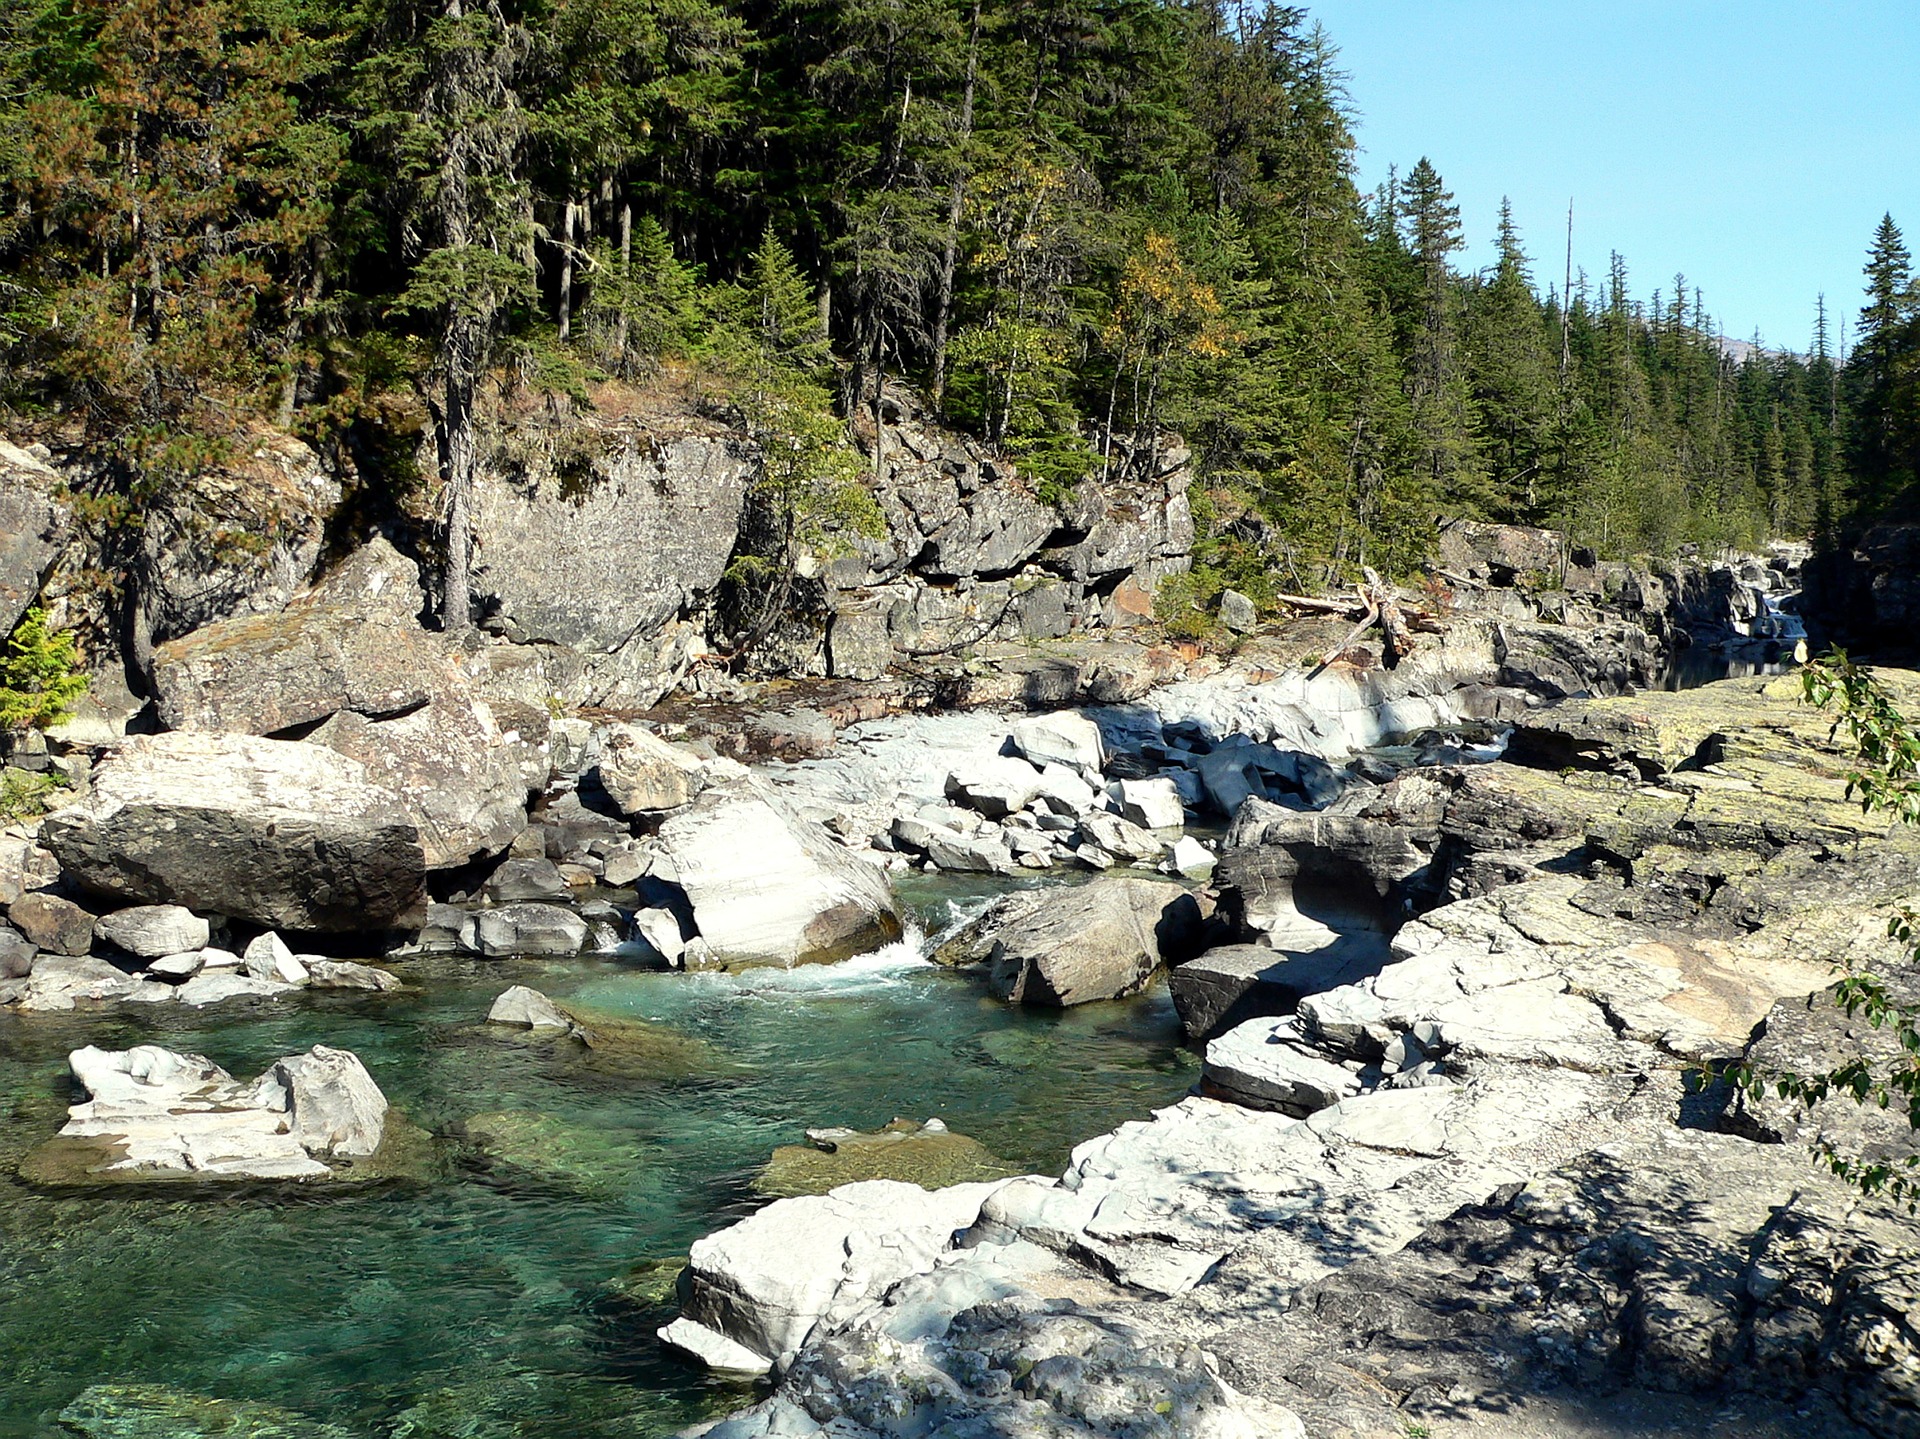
[615,197,632,366]
[558,195,576,341]
[928,0,980,409]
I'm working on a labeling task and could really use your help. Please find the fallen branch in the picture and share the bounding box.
[1272,592,1360,616]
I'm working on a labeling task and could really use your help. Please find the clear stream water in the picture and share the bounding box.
[0,882,1198,1438]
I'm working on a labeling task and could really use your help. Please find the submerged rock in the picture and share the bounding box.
[460,1108,653,1200]
[57,1384,354,1439]
[42,732,427,933]
[21,1043,388,1183]
[754,1118,1018,1198]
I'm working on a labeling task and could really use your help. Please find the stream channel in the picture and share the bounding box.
[0,875,1196,1438]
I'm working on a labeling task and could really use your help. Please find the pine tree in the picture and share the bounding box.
[1845,213,1919,519]
[357,0,535,630]
[1397,158,1481,510]
[1464,201,1555,521]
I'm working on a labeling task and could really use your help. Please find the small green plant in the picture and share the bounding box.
[1727,650,1920,1206]
[0,608,87,732]
[1151,570,1219,643]
[0,768,66,822]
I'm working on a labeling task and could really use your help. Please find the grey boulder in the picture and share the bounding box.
[22,1043,386,1182]
[94,905,209,960]
[939,875,1204,1006]
[1009,712,1104,773]
[656,781,903,969]
[42,732,427,933]
[487,984,574,1029]
[8,891,95,956]
[0,921,35,979]
[595,723,710,816]
[460,904,588,958]
[307,686,531,871]
[659,1177,1023,1374]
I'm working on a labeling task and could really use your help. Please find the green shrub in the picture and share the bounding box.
[0,608,87,731]
[0,767,65,823]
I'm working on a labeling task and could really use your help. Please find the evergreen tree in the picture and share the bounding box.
[1464,201,1555,521]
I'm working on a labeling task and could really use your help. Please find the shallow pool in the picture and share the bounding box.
[0,891,1196,1437]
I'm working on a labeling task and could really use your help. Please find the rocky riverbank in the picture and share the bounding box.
[1,402,1892,1437]
[669,674,1920,1439]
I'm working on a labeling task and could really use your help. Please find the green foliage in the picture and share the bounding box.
[0,0,1891,597]
[1728,650,1920,1207]
[0,608,86,732]
[0,766,64,822]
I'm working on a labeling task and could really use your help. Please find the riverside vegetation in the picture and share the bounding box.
[2,0,1918,640]
[4,2,1920,1437]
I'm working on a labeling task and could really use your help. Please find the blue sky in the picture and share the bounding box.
[1305,1,1920,355]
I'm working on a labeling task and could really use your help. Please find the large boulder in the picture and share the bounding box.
[937,875,1204,1006]
[1009,712,1104,772]
[307,685,531,870]
[595,723,710,816]
[460,903,589,958]
[94,905,210,959]
[659,1177,1023,1374]
[20,1043,387,1183]
[0,922,34,979]
[0,440,69,635]
[150,537,440,735]
[133,431,344,646]
[0,952,171,1010]
[468,427,754,656]
[1169,941,1387,1042]
[656,781,903,969]
[42,732,427,933]
[8,891,95,956]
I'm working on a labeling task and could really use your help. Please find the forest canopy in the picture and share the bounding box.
[1,0,1914,602]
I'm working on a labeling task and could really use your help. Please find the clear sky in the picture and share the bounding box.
[1305,1,1920,355]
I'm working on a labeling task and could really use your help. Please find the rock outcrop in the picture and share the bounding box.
[150,537,432,734]
[659,1177,1029,1374]
[469,423,756,705]
[42,732,427,932]
[679,672,1920,1439]
[0,441,68,636]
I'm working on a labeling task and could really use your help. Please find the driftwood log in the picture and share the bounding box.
[1282,568,1440,673]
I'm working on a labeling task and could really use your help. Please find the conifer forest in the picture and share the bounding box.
[1,0,1916,594]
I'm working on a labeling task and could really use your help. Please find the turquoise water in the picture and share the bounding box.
[0,889,1196,1438]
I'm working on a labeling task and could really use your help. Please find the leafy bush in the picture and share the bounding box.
[0,608,87,731]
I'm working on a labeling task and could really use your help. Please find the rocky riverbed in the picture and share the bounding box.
[0,499,1903,1438]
